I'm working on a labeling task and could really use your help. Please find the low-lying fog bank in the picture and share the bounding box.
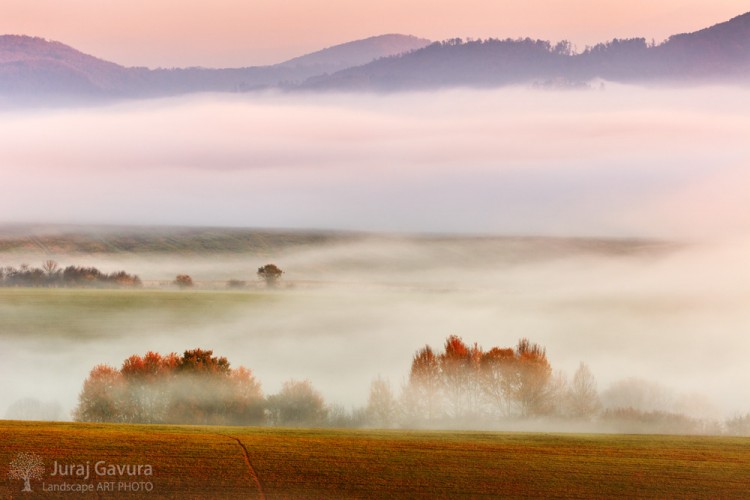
[2,84,749,431]
[1,232,748,431]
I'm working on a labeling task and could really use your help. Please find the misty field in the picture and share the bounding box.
[1,228,749,425]
[2,420,749,498]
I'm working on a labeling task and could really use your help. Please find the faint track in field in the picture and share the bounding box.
[222,434,266,500]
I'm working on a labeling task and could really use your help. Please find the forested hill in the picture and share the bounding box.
[0,33,429,102]
[2,12,750,101]
[302,12,750,90]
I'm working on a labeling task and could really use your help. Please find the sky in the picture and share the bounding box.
[1,0,749,67]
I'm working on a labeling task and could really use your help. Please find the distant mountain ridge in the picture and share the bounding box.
[1,12,750,102]
[277,34,431,72]
[303,11,750,90]
[0,33,430,102]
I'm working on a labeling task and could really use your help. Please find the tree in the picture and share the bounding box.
[177,348,230,374]
[257,264,283,287]
[225,367,265,425]
[402,345,443,423]
[4,398,63,421]
[119,351,178,423]
[41,260,60,285]
[366,377,398,428]
[566,362,601,419]
[725,414,750,436]
[74,349,264,426]
[8,452,45,492]
[514,338,553,416]
[480,347,516,417]
[601,377,672,413]
[174,274,194,288]
[73,364,124,423]
[439,335,483,418]
[266,379,327,426]
[439,335,470,418]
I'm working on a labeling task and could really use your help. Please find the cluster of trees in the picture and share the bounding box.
[74,339,594,428]
[73,341,750,434]
[169,264,284,290]
[73,349,328,427]
[0,260,141,288]
[376,336,600,427]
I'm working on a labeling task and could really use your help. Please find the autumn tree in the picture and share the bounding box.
[514,338,553,416]
[74,349,264,426]
[402,345,443,423]
[401,336,559,424]
[118,351,178,423]
[257,263,283,287]
[439,336,484,418]
[174,274,194,288]
[73,364,124,422]
[480,347,517,417]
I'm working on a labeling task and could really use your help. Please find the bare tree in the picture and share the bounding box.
[566,362,601,419]
[366,377,397,428]
[41,259,58,276]
[266,379,327,426]
[8,452,45,492]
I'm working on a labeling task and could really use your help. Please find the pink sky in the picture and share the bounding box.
[2,0,749,67]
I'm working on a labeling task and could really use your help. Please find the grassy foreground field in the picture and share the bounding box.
[2,421,749,499]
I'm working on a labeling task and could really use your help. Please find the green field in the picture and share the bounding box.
[0,288,276,340]
[2,421,749,499]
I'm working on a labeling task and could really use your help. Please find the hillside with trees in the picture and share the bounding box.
[0,34,430,102]
[0,261,141,288]
[304,12,750,90]
[3,12,750,101]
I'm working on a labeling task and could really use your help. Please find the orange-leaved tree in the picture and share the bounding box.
[74,349,264,425]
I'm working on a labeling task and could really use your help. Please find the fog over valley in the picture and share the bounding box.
[1,84,749,430]
[1,86,748,238]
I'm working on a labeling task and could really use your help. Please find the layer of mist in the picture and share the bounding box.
[1,232,748,428]
[1,84,749,432]
[1,85,748,239]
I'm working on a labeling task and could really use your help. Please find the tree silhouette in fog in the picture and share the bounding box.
[257,263,283,287]
[266,379,327,426]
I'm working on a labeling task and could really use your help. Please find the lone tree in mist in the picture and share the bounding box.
[174,274,194,288]
[257,263,283,287]
[8,452,45,492]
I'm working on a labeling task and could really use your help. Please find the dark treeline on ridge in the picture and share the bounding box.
[2,10,750,101]
[0,260,141,288]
